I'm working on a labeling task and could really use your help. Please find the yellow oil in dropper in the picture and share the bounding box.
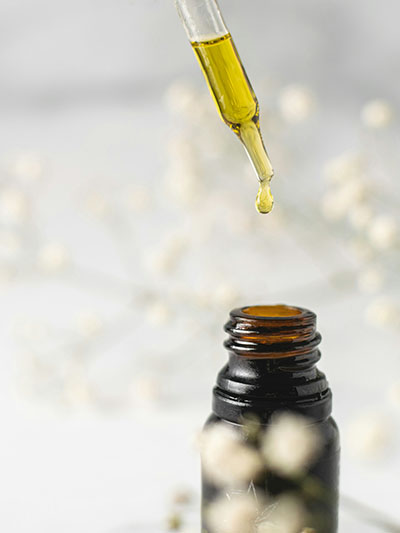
[191,33,274,214]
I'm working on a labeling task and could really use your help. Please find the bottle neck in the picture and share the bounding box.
[213,305,332,424]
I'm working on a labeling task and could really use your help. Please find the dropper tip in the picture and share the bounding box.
[255,180,274,214]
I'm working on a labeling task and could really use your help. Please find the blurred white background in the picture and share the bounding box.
[1,0,400,531]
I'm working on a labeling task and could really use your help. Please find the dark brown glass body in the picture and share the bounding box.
[201,305,340,533]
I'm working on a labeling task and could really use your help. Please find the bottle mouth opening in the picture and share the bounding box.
[241,304,304,319]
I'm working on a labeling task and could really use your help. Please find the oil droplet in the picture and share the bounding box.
[255,180,274,214]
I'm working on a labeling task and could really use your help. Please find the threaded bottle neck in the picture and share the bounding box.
[213,305,332,423]
[224,304,321,358]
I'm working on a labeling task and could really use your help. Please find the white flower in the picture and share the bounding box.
[321,191,348,221]
[144,235,188,275]
[14,318,48,344]
[76,311,103,337]
[348,204,373,230]
[193,288,213,309]
[170,487,193,506]
[164,131,202,205]
[166,135,197,160]
[166,511,182,531]
[365,298,400,327]
[261,413,321,477]
[165,81,198,115]
[0,231,22,260]
[321,181,366,221]
[165,163,202,206]
[257,495,306,533]
[213,282,240,308]
[200,423,264,487]
[12,152,44,181]
[131,374,160,404]
[37,243,69,273]
[164,132,203,205]
[0,265,13,285]
[228,207,255,234]
[361,99,394,129]
[387,382,400,410]
[341,180,367,203]
[64,376,92,407]
[124,185,150,212]
[207,494,260,533]
[350,239,373,262]
[85,192,110,218]
[347,412,391,458]
[0,187,29,223]
[145,301,171,325]
[367,215,397,249]
[357,267,384,294]
[323,153,363,184]
[278,85,315,122]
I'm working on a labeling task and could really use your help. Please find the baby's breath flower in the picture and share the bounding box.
[14,318,48,344]
[165,163,202,206]
[361,99,394,129]
[257,494,306,533]
[387,382,400,410]
[367,215,397,249]
[75,311,103,337]
[0,230,22,260]
[348,204,373,230]
[85,192,110,218]
[0,265,14,285]
[278,85,315,122]
[165,81,197,115]
[0,187,29,223]
[365,298,400,327]
[64,376,92,407]
[347,412,391,458]
[207,494,260,533]
[12,152,44,181]
[144,235,188,275]
[357,267,384,294]
[170,487,193,506]
[261,413,321,477]
[321,181,366,221]
[213,282,240,308]
[37,243,69,273]
[145,300,171,325]
[321,191,347,221]
[131,374,160,404]
[323,153,363,184]
[124,185,150,212]
[166,510,183,530]
[350,239,373,262]
[200,423,264,487]
[166,136,197,160]
[339,180,367,204]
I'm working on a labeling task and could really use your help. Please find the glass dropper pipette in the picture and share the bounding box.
[174,0,274,214]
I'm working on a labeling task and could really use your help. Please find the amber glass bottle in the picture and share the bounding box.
[202,304,340,533]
